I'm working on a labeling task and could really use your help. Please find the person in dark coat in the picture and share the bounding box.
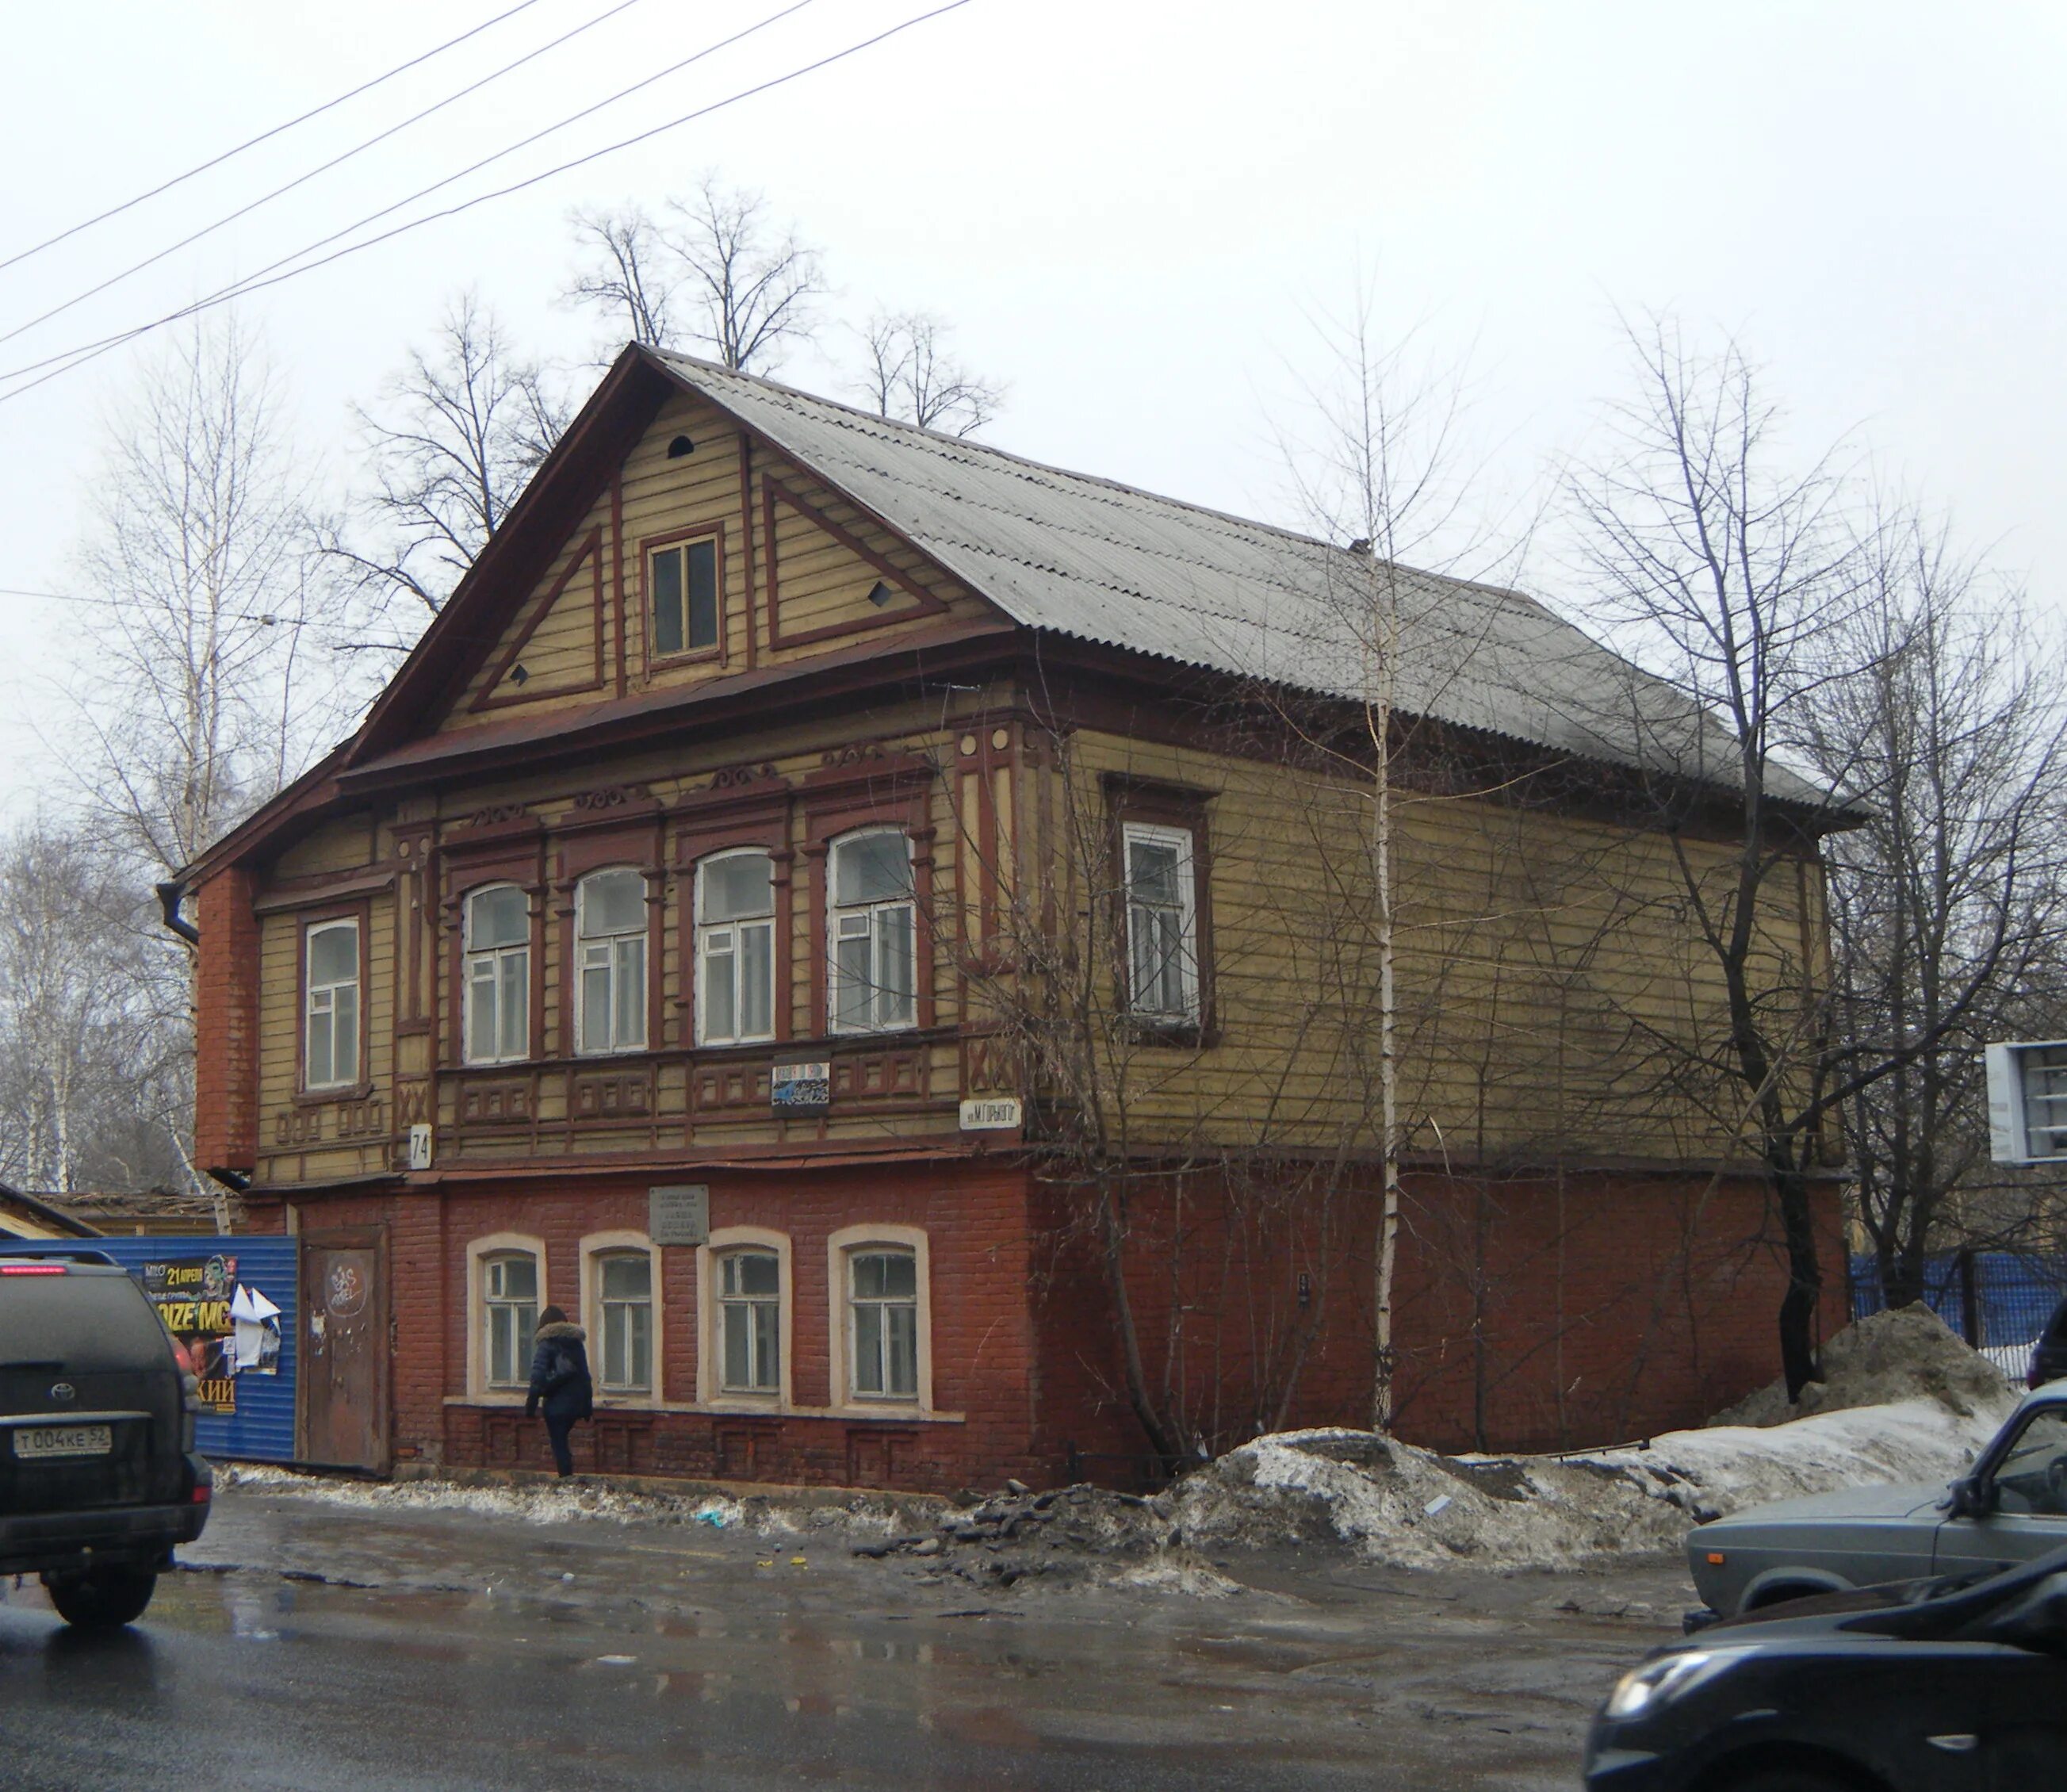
[523,1305,594,1477]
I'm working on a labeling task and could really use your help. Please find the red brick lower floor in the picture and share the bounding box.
[247,1154,1847,1491]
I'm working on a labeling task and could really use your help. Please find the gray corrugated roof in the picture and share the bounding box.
[655,351,1832,808]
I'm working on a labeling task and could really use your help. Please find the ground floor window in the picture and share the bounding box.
[596,1252,653,1392]
[718,1250,781,1392]
[482,1251,538,1389]
[848,1247,919,1400]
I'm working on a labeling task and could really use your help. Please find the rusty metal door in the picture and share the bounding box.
[298,1228,390,1471]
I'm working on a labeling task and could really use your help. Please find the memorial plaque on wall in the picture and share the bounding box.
[649,1183,710,1246]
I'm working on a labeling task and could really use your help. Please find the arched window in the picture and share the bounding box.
[464,885,530,1065]
[593,1250,653,1392]
[576,868,649,1055]
[480,1250,538,1389]
[697,850,775,1045]
[829,829,916,1034]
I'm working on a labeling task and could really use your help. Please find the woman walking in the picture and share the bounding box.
[523,1305,594,1477]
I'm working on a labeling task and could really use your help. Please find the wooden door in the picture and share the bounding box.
[298,1228,390,1471]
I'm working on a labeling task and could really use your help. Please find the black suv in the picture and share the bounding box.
[1,1253,211,1626]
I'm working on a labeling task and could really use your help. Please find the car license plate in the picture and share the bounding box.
[12,1425,113,1459]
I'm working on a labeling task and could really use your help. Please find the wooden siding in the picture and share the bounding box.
[239,690,1817,1191]
[1048,728,1818,1164]
[245,700,1023,1188]
[440,393,990,733]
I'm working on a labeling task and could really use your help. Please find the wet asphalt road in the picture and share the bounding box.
[0,1482,1686,1790]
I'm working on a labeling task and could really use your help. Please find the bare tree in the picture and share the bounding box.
[564,176,825,373]
[1808,503,2067,1309]
[67,312,327,878]
[0,820,189,1196]
[562,204,675,348]
[1273,290,1518,1430]
[1565,316,1898,1400]
[59,313,335,1217]
[321,288,566,629]
[852,311,1002,435]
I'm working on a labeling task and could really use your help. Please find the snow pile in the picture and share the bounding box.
[1166,1396,2003,1572]
[1709,1304,2015,1429]
[219,1462,940,1538]
[220,1380,2015,1589]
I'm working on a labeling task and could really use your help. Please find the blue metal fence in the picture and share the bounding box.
[7,1235,298,1462]
[1851,1250,2067,1366]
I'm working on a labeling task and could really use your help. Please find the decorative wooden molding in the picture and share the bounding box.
[457,1080,533,1128]
[691,1060,775,1112]
[829,1048,928,1103]
[571,783,650,814]
[571,1070,653,1120]
[454,803,537,835]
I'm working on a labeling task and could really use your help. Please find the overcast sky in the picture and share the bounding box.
[2,0,2061,820]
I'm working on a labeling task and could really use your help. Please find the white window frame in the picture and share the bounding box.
[827,829,918,1036]
[697,1227,793,1409]
[695,848,778,1047]
[465,1234,546,1400]
[1121,821,1199,1024]
[573,868,649,1057]
[462,883,531,1066]
[303,917,361,1092]
[826,1224,933,1412]
[579,1231,660,1403]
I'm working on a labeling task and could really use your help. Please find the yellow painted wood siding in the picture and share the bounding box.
[439,395,995,736]
[241,688,1819,1185]
[1049,729,1817,1163]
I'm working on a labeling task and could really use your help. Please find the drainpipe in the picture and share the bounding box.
[155,879,200,944]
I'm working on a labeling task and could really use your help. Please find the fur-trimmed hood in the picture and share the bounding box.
[535,1320,586,1342]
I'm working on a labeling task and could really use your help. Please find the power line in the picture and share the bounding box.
[0,0,959,407]
[0,0,551,278]
[0,584,304,625]
[0,0,827,396]
[0,0,655,353]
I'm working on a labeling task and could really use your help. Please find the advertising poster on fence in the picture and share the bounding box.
[143,1254,238,1413]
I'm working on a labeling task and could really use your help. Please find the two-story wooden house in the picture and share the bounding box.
[175,345,1849,1484]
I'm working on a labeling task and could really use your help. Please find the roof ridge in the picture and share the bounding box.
[652,347,1568,624]
[651,347,1360,556]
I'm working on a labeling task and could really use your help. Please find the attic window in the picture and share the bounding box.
[866,580,894,609]
[509,663,530,687]
[667,435,695,458]
[652,537,720,657]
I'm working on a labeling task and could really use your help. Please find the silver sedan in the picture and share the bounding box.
[1687,1387,2067,1618]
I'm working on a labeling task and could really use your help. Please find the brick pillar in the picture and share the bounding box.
[194,864,261,1174]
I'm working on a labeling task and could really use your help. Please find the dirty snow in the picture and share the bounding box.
[223,1378,2017,1592]
[1169,1395,2008,1573]
[218,1462,940,1539]
[1709,1304,2014,1427]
